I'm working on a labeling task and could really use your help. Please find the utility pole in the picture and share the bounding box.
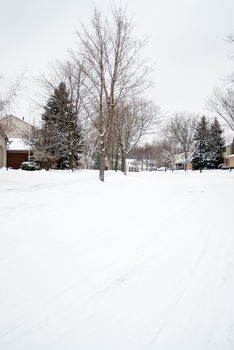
[28,104,31,162]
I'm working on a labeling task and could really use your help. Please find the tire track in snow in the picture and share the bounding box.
[0,234,168,349]
[144,227,213,350]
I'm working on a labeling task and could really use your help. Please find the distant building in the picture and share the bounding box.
[0,115,33,169]
[170,152,193,170]
[226,154,234,168]
[0,114,32,138]
[7,138,32,169]
[126,159,141,172]
[221,143,233,159]
[222,141,234,169]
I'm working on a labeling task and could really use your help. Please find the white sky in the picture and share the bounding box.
[1,0,234,124]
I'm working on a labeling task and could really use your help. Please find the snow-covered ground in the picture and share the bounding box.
[1,169,234,350]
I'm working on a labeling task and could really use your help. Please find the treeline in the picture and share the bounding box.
[30,7,160,180]
[130,114,226,171]
[31,26,234,177]
[208,34,234,133]
[2,11,234,178]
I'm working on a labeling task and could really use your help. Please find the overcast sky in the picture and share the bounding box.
[1,0,234,124]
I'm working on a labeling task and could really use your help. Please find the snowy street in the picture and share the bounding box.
[0,169,234,349]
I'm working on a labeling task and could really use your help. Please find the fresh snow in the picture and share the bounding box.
[0,169,234,350]
[7,138,30,151]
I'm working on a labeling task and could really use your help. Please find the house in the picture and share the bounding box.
[171,152,193,170]
[221,143,233,159]
[0,126,8,168]
[0,115,33,169]
[226,154,234,168]
[126,159,141,172]
[0,114,32,138]
[7,138,31,169]
[222,141,234,169]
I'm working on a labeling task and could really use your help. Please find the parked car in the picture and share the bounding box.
[218,163,229,170]
[149,166,158,171]
[157,166,167,171]
[21,161,41,171]
[221,165,230,170]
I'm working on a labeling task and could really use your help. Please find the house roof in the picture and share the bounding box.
[126,159,140,165]
[0,114,33,138]
[0,125,8,140]
[0,114,31,126]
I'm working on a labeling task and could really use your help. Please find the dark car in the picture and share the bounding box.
[21,161,41,171]
[218,163,229,170]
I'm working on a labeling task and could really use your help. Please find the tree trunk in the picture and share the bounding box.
[99,136,105,181]
[99,154,105,181]
[121,149,127,175]
[114,153,119,172]
[184,152,188,171]
[108,153,114,170]
[69,151,74,171]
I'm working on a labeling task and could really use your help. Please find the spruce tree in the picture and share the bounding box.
[209,117,225,168]
[41,82,82,169]
[192,116,210,171]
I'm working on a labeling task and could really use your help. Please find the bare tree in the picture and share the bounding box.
[208,88,234,132]
[134,140,175,170]
[41,60,87,119]
[133,142,156,171]
[113,97,160,174]
[80,119,100,169]
[161,121,181,170]
[208,34,234,131]
[166,112,198,170]
[71,6,151,181]
[31,126,59,170]
[0,75,22,114]
[150,141,168,169]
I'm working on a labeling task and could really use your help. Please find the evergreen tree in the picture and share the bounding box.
[209,117,225,168]
[192,116,210,171]
[41,82,82,169]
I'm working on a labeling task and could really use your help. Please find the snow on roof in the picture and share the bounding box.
[126,159,140,165]
[0,114,31,126]
[7,138,31,151]
[226,154,234,159]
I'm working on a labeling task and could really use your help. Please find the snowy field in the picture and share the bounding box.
[0,168,234,350]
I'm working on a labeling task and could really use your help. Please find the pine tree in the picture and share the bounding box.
[192,116,210,171]
[40,82,82,170]
[209,117,225,168]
